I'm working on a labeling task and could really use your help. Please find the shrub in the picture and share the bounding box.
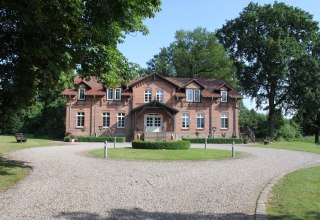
[182,137,243,144]
[78,136,125,143]
[276,121,302,140]
[132,140,190,150]
[64,136,71,142]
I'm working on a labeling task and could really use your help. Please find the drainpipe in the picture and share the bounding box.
[233,98,237,137]
[210,97,213,137]
[94,95,96,136]
[68,95,71,134]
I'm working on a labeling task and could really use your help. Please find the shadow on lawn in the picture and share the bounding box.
[0,156,31,175]
[55,208,256,220]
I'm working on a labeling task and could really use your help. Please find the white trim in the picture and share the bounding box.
[182,113,190,129]
[76,112,85,127]
[78,88,86,100]
[144,89,152,103]
[196,113,205,129]
[117,113,125,128]
[102,112,110,128]
[221,90,228,102]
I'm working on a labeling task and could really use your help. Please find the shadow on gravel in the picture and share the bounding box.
[55,208,255,219]
[0,156,31,175]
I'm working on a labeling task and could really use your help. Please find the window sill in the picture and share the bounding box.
[117,127,125,129]
[76,127,84,129]
[220,128,229,130]
[196,128,205,130]
[181,128,190,130]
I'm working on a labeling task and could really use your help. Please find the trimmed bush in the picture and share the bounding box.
[182,137,243,144]
[64,136,71,142]
[78,136,125,143]
[132,140,190,150]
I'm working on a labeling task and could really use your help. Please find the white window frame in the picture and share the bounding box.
[115,88,122,100]
[186,89,201,102]
[144,89,152,103]
[221,113,229,129]
[78,88,86,100]
[221,90,228,102]
[107,88,121,101]
[107,88,114,100]
[196,114,205,129]
[194,89,201,102]
[76,112,85,127]
[186,89,193,102]
[102,112,110,128]
[181,113,190,129]
[156,90,164,102]
[117,113,125,128]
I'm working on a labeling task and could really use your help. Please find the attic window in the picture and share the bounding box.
[221,90,228,102]
[78,88,86,100]
[107,88,122,101]
[186,89,200,102]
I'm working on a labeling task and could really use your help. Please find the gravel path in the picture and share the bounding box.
[1,143,320,220]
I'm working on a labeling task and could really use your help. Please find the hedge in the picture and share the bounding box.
[64,136,71,142]
[78,136,125,143]
[182,138,243,144]
[132,140,190,150]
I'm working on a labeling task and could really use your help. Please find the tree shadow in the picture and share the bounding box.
[55,208,255,220]
[268,211,320,220]
[0,156,32,176]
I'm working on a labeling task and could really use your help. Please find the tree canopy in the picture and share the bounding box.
[147,27,235,81]
[217,2,320,138]
[0,0,161,134]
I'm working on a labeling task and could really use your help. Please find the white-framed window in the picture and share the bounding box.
[156,90,164,102]
[186,89,201,102]
[182,113,190,129]
[221,90,228,102]
[76,112,85,127]
[196,114,205,129]
[221,113,229,129]
[102,112,110,128]
[107,88,114,100]
[117,113,125,128]
[78,88,86,100]
[194,89,201,102]
[115,88,121,100]
[107,88,121,101]
[186,89,193,102]
[144,89,152,102]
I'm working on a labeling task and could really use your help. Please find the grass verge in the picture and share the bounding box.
[252,141,320,154]
[267,166,320,220]
[0,135,63,192]
[89,148,240,161]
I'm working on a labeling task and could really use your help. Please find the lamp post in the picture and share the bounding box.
[98,126,103,136]
[212,127,216,138]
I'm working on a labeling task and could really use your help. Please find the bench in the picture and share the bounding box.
[15,133,27,143]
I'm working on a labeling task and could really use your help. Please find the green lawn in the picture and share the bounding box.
[267,166,320,220]
[89,148,240,161]
[0,135,63,192]
[252,141,320,154]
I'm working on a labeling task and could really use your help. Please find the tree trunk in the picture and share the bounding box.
[268,97,275,139]
[315,127,320,145]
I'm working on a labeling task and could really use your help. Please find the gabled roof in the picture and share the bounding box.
[61,76,105,96]
[61,73,241,99]
[131,100,179,114]
[128,72,179,88]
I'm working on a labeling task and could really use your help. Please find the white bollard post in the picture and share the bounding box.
[104,141,108,158]
[205,138,207,149]
[114,137,116,149]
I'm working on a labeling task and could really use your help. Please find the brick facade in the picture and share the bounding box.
[62,73,241,140]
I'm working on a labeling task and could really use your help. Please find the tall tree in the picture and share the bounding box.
[147,27,235,81]
[0,0,161,133]
[287,52,320,143]
[217,2,319,138]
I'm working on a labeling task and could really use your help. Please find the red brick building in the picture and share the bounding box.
[62,72,241,140]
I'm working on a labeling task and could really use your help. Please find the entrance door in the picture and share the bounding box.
[144,114,162,132]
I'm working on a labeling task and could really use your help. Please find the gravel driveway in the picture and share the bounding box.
[1,143,320,220]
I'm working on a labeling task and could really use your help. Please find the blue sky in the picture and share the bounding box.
[117,0,320,112]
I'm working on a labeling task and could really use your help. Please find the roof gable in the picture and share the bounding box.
[129,72,179,88]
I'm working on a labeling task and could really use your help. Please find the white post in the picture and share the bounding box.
[104,141,108,158]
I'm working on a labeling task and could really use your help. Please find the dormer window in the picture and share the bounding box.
[221,90,228,102]
[186,89,200,102]
[107,88,121,101]
[78,88,86,100]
